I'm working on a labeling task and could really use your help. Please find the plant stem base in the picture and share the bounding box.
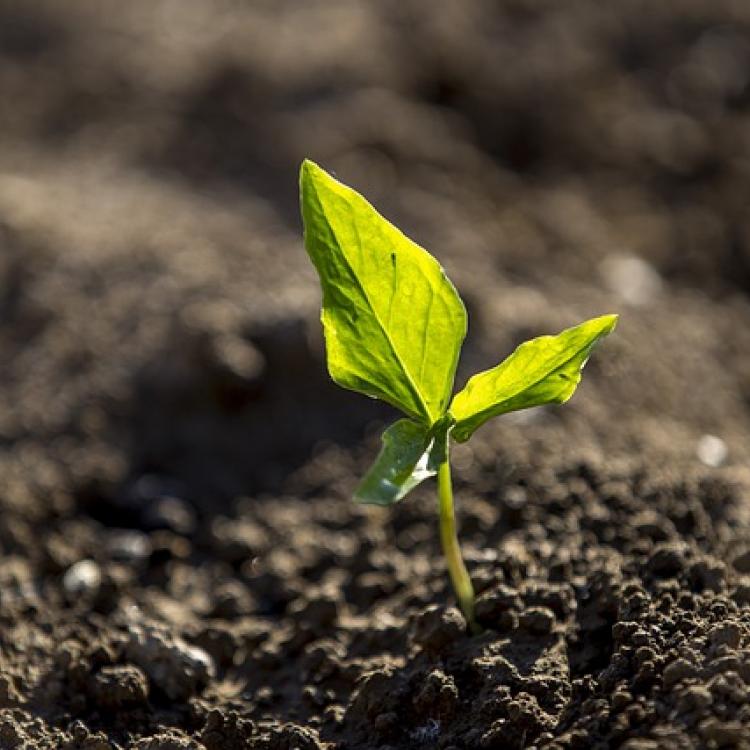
[437,459,478,632]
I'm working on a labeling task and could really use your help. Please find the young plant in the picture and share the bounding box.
[299,160,617,631]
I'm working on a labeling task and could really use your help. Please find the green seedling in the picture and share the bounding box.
[299,160,617,631]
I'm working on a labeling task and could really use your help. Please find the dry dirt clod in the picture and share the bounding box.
[474,583,523,631]
[198,709,256,750]
[646,543,688,578]
[266,723,324,750]
[662,657,698,689]
[411,605,465,653]
[708,622,742,650]
[125,623,215,701]
[412,669,459,720]
[518,606,556,635]
[89,664,149,709]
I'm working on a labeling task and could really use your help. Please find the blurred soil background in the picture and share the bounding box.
[1,1,750,748]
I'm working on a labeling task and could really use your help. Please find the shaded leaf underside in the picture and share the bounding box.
[354,419,437,505]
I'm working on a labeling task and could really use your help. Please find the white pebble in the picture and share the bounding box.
[107,530,152,564]
[601,254,662,306]
[63,559,102,597]
[696,434,728,468]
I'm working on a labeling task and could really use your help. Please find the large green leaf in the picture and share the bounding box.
[300,160,466,424]
[450,314,618,442]
[354,419,438,506]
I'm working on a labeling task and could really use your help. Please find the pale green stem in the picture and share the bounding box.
[437,459,478,632]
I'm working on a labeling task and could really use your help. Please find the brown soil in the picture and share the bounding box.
[1,2,750,748]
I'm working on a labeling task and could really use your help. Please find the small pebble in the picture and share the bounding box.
[210,332,265,383]
[504,486,528,510]
[142,496,196,535]
[696,434,728,468]
[601,254,662,306]
[63,560,102,598]
[107,530,152,565]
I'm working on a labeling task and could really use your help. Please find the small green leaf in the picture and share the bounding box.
[450,314,618,442]
[354,419,438,506]
[300,160,467,424]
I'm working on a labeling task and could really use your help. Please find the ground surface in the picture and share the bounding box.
[1,1,750,748]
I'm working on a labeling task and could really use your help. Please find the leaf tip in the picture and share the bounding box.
[598,313,619,334]
[300,159,344,212]
[300,157,317,174]
[299,158,320,191]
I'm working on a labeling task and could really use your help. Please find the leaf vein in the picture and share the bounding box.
[317,193,432,422]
